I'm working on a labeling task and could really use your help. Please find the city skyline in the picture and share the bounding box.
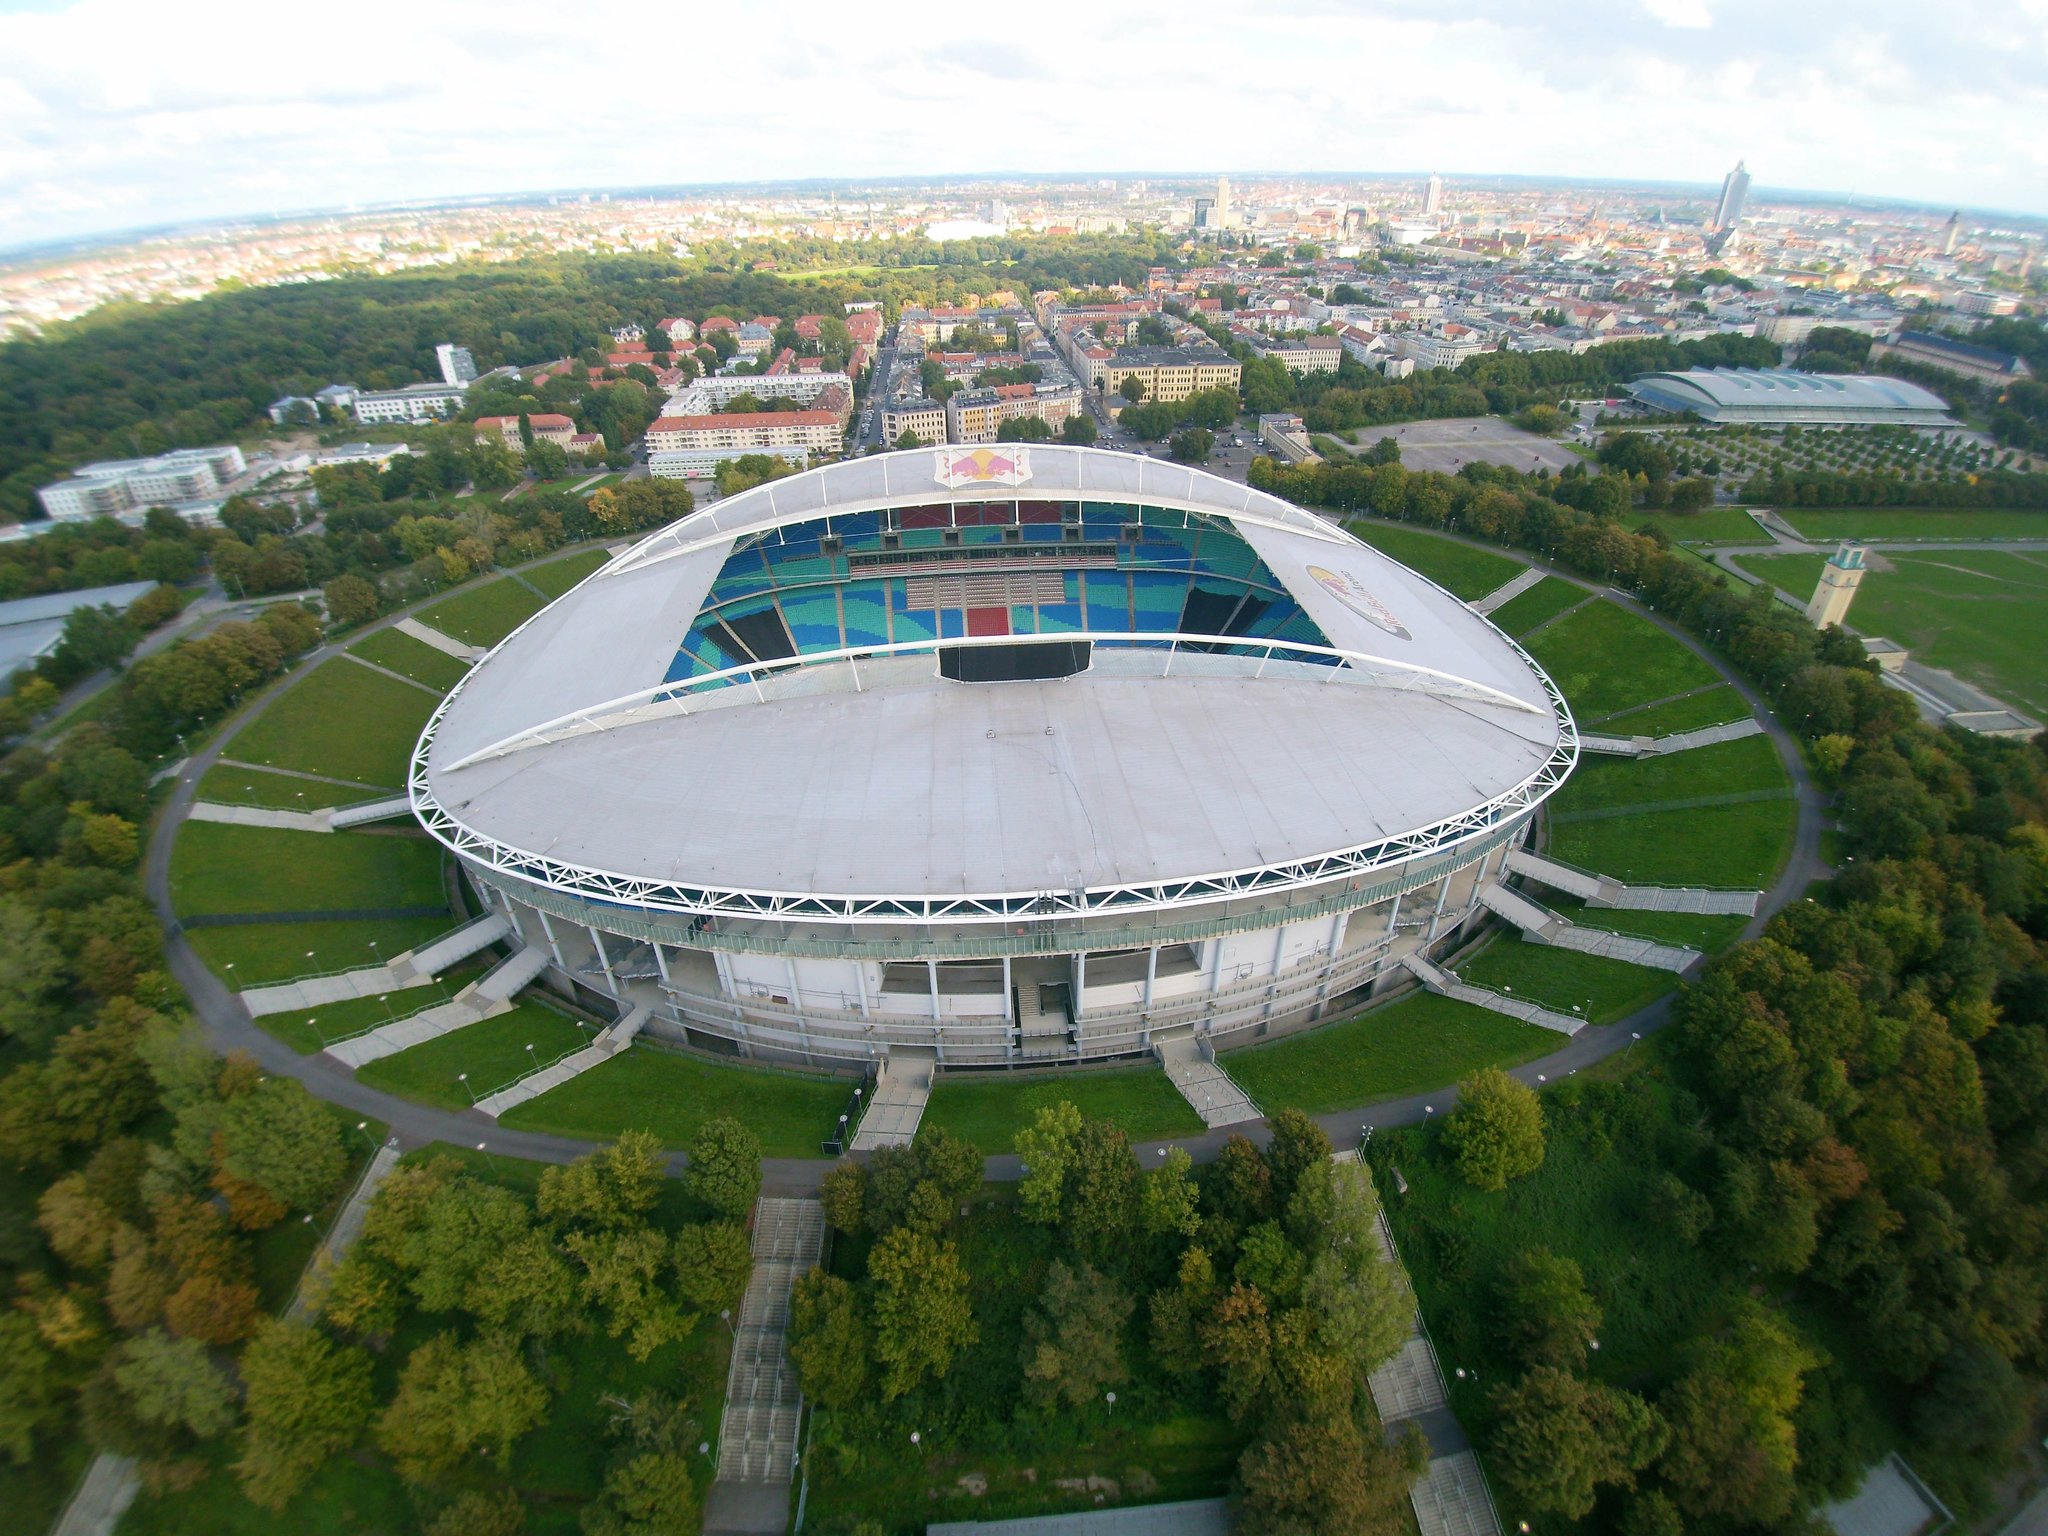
[3,0,2046,249]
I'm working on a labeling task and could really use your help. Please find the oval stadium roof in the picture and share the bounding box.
[1628,368,1956,425]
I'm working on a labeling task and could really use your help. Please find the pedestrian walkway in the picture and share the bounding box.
[323,944,547,1068]
[234,911,513,1017]
[1504,849,1760,916]
[1578,716,1765,758]
[929,1501,1231,1535]
[290,1138,402,1319]
[1400,954,1585,1035]
[1158,1036,1262,1128]
[48,1456,139,1536]
[1413,1452,1502,1536]
[188,801,335,832]
[849,1047,934,1150]
[476,1002,649,1117]
[704,1197,825,1534]
[395,616,483,660]
[329,794,413,828]
[1478,882,1700,972]
[1468,565,1545,615]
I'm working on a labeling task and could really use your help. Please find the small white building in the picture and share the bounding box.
[353,382,470,424]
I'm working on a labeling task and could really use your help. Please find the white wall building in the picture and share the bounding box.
[37,446,247,521]
[353,382,470,423]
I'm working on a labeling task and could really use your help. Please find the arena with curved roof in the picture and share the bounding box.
[1628,367,1957,426]
[412,446,1576,1069]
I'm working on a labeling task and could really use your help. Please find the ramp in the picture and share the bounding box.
[1507,850,1758,916]
[322,987,514,1068]
[474,943,551,1000]
[1481,882,1700,971]
[389,911,512,982]
[1400,954,1585,1035]
[1643,717,1764,755]
[1159,1037,1262,1128]
[394,616,482,660]
[1579,732,1651,756]
[849,1047,933,1150]
[238,960,436,1017]
[711,1196,824,1503]
[328,794,413,828]
[188,802,333,832]
[1469,565,1545,614]
[1476,881,1566,941]
[476,1003,650,1118]
[1504,849,1616,903]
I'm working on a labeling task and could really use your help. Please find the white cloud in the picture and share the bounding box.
[0,0,2045,248]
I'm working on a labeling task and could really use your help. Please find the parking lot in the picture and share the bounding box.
[1345,416,1584,475]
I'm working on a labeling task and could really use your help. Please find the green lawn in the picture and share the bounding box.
[357,1001,599,1108]
[1224,992,1558,1117]
[501,1043,854,1158]
[1456,935,1678,1024]
[345,626,470,691]
[521,547,611,599]
[1775,507,2048,543]
[923,1067,1203,1149]
[230,657,440,785]
[1526,598,1723,718]
[1586,683,1749,735]
[1543,895,1749,954]
[1748,548,2048,717]
[253,962,489,1054]
[187,915,456,987]
[1550,796,1796,890]
[194,763,390,811]
[1553,733,1788,815]
[1626,507,1769,544]
[169,823,444,917]
[1351,521,1527,601]
[1486,576,1588,637]
[1737,551,1827,597]
[415,575,548,648]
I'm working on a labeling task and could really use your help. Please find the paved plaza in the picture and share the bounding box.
[1349,417,1583,476]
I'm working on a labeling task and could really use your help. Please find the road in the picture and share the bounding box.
[141,519,1829,1192]
[857,345,900,449]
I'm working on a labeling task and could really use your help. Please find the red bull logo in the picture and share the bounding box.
[933,446,1032,488]
[1307,564,1412,641]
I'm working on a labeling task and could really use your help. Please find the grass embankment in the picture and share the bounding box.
[357,1001,599,1108]
[1488,576,1588,637]
[1586,684,1749,736]
[169,824,444,917]
[345,628,470,691]
[520,548,611,599]
[1525,599,1723,718]
[194,764,390,811]
[230,658,440,785]
[1776,507,2048,543]
[923,1067,1203,1147]
[186,916,456,987]
[415,575,548,648]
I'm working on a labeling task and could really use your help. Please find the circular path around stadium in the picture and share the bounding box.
[144,536,1830,1191]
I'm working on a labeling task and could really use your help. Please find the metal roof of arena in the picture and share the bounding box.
[1628,368,1955,418]
[414,447,1574,924]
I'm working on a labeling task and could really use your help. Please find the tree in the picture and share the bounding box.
[217,1078,347,1212]
[538,1131,665,1232]
[1119,374,1146,402]
[1488,1367,1666,1519]
[683,1116,761,1218]
[1234,1411,1424,1536]
[0,1313,64,1465]
[1441,1069,1544,1191]
[1061,414,1099,445]
[423,1489,527,1536]
[321,573,379,629]
[377,1332,548,1483]
[471,1229,579,1339]
[1019,1261,1133,1409]
[1264,1109,1332,1212]
[1060,1116,1140,1263]
[567,1228,694,1362]
[1140,1145,1202,1238]
[787,1269,870,1410]
[673,1221,752,1314]
[0,898,64,1042]
[1015,1099,1083,1224]
[1494,1248,1602,1370]
[1169,428,1215,462]
[819,1160,864,1234]
[1657,1303,1817,1525]
[236,1320,376,1509]
[893,429,925,450]
[113,1329,238,1443]
[868,1227,976,1398]
[583,1451,698,1536]
[1200,1281,1275,1422]
[396,1175,533,1315]
[996,416,1053,442]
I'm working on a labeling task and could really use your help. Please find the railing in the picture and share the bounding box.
[216,916,467,993]
[314,979,460,1049]
[468,1026,602,1105]
[821,1069,877,1156]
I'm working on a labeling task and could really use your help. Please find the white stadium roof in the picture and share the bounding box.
[1628,368,1956,425]
[416,448,1573,920]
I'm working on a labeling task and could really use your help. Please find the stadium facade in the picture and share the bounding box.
[1627,367,1957,427]
[412,447,1576,1070]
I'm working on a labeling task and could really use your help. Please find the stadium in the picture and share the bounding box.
[410,446,1577,1070]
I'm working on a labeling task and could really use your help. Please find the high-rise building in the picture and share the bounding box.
[1806,541,1866,629]
[1713,160,1750,232]
[435,343,478,387]
[1942,211,1961,256]
[1423,173,1443,217]
[1215,176,1231,228]
[1193,197,1216,230]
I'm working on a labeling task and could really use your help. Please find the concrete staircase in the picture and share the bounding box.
[476,1002,649,1117]
[1506,850,1759,916]
[395,616,482,660]
[713,1198,824,1487]
[322,943,548,1068]
[1158,1036,1262,1128]
[1400,954,1586,1035]
[849,1047,933,1150]
[1468,565,1544,615]
[1478,882,1700,972]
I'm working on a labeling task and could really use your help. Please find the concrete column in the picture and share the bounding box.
[1143,945,1158,1007]
[1271,924,1287,976]
[926,959,941,1022]
[712,949,735,998]
[653,944,671,984]
[586,924,618,996]
[784,957,803,1011]
[854,960,871,1019]
[1209,937,1224,994]
[1427,874,1452,941]
[535,908,565,968]
[1385,892,1404,934]
[1073,950,1088,1020]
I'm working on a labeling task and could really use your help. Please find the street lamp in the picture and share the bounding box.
[459,1072,474,1105]
[910,1431,921,1449]
[525,1042,539,1074]
[476,1140,498,1176]
[354,1120,375,1151]
[719,1308,736,1339]
[1105,1391,1116,1414]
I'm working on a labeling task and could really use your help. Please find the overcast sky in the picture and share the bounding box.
[3,0,2046,251]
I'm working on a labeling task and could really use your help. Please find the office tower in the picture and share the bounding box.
[1713,160,1750,231]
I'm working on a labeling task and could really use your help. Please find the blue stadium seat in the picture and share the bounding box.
[1083,574,1129,632]
[1129,570,1190,630]
[779,591,843,652]
[892,608,937,643]
[840,585,890,647]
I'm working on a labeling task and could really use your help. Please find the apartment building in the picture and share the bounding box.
[644,410,842,457]
[944,382,1085,443]
[1101,347,1242,403]
[882,398,948,445]
[353,382,470,423]
[474,414,577,450]
[37,446,248,521]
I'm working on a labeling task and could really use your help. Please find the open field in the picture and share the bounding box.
[1626,507,1770,544]
[1224,991,1558,1116]
[520,547,611,598]
[1348,416,1581,475]
[1586,683,1749,735]
[1526,598,1722,718]
[922,1066,1203,1149]
[1550,795,1796,890]
[1745,548,2048,717]
[1487,575,1588,636]
[1777,507,2048,543]
[1350,520,1525,601]
[193,763,389,811]
[415,574,547,647]
[357,1000,598,1108]
[186,915,456,986]
[345,626,469,690]
[501,1042,852,1158]
[1553,732,1788,814]
[229,657,440,785]
[169,823,444,916]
